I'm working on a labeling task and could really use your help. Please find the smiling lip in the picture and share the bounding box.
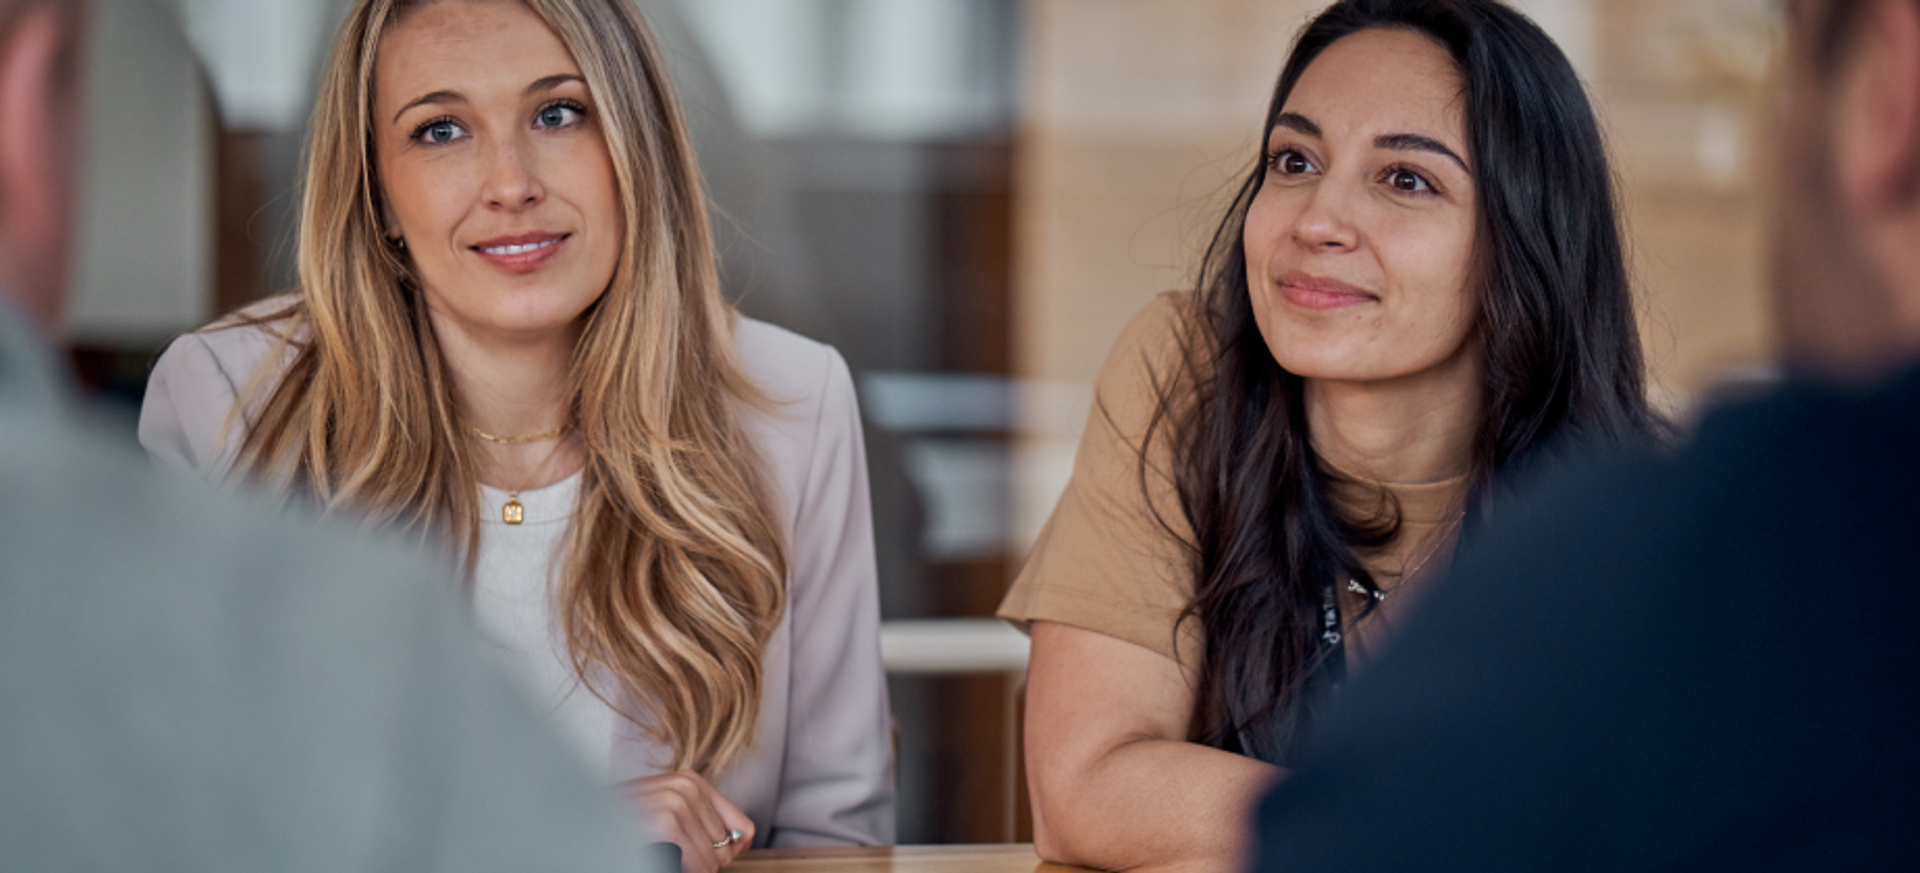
[1277,271,1377,310]
[470,232,569,275]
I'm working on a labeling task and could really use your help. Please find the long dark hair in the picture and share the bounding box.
[1153,0,1664,762]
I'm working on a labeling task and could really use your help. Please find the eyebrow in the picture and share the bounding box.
[1274,112,1321,138]
[1271,111,1471,173]
[391,73,587,124]
[1376,132,1470,173]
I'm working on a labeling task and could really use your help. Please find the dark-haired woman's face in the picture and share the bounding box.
[1245,28,1479,389]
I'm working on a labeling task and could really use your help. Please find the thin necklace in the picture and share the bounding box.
[489,431,571,525]
[470,422,570,445]
[1347,509,1467,603]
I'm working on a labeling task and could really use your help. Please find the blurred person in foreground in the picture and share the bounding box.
[0,2,655,869]
[1253,0,1920,868]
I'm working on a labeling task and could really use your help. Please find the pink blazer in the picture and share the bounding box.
[138,302,896,847]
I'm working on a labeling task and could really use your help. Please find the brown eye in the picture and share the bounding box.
[1270,149,1315,175]
[1387,168,1432,193]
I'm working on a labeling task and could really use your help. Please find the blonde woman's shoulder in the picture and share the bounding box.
[187,289,307,366]
[139,294,306,477]
[733,315,845,409]
[729,316,858,512]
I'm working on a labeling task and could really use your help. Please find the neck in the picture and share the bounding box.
[1303,353,1481,485]
[430,314,577,438]
[428,312,584,492]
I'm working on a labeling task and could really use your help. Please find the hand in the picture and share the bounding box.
[621,771,756,873]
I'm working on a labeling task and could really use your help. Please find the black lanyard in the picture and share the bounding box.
[1318,575,1348,692]
[1229,574,1349,762]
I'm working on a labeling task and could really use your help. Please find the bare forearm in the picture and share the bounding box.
[1032,735,1282,872]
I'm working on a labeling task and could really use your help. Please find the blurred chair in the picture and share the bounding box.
[880,618,1030,841]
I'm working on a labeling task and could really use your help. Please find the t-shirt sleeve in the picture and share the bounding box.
[997,292,1204,671]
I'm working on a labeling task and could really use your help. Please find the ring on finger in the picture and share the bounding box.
[711,829,744,849]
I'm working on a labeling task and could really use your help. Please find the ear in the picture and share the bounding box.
[378,189,404,243]
[0,5,80,328]
[1835,0,1920,217]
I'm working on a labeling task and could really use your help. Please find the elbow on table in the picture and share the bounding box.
[1029,800,1085,869]
[1026,764,1111,870]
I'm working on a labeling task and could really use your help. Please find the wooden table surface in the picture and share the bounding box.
[732,844,1093,872]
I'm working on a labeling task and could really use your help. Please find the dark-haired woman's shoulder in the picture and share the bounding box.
[1094,290,1208,429]
[998,290,1207,671]
[139,294,305,479]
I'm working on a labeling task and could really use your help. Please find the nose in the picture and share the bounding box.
[1289,177,1359,253]
[482,136,545,211]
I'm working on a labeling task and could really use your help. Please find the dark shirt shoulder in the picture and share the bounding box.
[1254,366,1920,872]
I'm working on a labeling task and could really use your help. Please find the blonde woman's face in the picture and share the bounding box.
[373,0,622,347]
[1243,28,1479,388]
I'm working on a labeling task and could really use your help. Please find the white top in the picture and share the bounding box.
[137,302,896,848]
[467,473,611,771]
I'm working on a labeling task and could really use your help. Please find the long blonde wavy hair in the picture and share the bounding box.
[232,0,787,774]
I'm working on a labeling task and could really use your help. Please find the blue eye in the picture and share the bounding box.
[414,118,466,145]
[536,102,585,129]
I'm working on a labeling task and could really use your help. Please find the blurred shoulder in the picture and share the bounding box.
[6,397,451,609]
[1457,366,1920,607]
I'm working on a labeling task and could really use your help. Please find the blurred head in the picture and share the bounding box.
[1173,0,1660,763]
[0,0,84,331]
[1772,0,1920,378]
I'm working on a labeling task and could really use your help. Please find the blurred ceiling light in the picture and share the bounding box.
[676,0,1018,139]
[171,0,341,131]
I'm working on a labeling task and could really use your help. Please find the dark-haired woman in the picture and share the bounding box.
[998,1,1665,870]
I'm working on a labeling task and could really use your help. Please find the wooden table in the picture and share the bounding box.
[732,844,1093,872]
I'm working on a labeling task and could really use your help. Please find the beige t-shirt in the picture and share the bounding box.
[998,292,1467,674]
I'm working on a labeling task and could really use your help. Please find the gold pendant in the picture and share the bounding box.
[503,496,525,525]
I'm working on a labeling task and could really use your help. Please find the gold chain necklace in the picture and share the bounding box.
[1347,509,1467,603]
[478,428,571,525]
[469,422,570,445]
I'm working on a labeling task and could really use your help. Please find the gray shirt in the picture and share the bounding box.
[0,305,656,871]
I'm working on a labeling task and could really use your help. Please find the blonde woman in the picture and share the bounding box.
[137,0,893,867]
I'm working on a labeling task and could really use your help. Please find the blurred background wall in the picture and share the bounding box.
[74,0,1781,845]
